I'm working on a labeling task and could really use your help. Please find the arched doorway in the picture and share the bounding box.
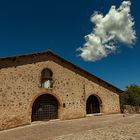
[86,95,101,114]
[32,94,59,121]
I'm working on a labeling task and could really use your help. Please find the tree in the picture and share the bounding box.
[120,84,140,106]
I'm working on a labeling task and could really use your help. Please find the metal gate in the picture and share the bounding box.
[32,94,58,121]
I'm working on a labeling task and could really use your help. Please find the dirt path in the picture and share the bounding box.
[0,114,140,140]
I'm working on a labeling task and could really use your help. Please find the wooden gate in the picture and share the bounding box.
[86,95,100,114]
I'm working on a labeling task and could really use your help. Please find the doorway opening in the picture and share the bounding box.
[86,95,101,114]
[32,94,59,121]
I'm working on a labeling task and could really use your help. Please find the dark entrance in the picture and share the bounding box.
[86,95,100,114]
[32,94,58,121]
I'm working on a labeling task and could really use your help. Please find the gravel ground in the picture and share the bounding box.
[53,120,140,140]
[0,114,140,140]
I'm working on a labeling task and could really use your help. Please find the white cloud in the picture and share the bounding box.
[78,0,136,62]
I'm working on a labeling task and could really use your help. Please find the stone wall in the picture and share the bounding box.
[0,55,120,130]
[122,105,140,113]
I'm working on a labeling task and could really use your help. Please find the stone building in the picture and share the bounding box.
[0,50,121,130]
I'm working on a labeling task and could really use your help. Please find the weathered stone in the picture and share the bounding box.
[0,50,121,130]
[123,105,140,113]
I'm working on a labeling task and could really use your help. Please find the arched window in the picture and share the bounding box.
[41,68,53,88]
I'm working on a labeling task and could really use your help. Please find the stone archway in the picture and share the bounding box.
[32,94,59,121]
[86,95,101,114]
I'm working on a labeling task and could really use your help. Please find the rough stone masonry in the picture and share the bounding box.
[0,50,121,130]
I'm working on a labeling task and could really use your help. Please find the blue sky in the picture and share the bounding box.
[0,0,140,89]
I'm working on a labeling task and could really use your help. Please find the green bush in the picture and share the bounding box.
[120,84,140,107]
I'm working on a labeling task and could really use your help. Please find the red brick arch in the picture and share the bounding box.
[86,94,103,114]
[86,94,102,104]
[28,89,62,122]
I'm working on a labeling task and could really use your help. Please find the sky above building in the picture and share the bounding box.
[0,0,140,89]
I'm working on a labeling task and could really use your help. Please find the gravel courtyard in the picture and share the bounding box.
[0,114,140,140]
